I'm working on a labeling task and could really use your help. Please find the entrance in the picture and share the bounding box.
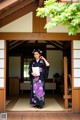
[6,40,72,111]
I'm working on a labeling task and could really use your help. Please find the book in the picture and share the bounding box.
[32,67,40,76]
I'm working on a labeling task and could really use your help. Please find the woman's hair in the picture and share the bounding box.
[32,49,43,54]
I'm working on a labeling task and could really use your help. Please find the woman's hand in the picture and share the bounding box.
[40,56,50,66]
[31,73,37,77]
[40,56,45,60]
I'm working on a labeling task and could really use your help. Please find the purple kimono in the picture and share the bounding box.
[29,59,49,106]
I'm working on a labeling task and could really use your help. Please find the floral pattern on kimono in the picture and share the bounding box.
[29,59,49,106]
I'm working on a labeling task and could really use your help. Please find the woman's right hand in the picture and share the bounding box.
[31,73,37,77]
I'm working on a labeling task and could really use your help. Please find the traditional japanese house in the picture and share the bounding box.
[0,0,80,114]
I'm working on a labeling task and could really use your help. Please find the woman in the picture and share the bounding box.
[29,49,50,109]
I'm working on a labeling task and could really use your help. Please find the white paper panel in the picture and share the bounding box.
[73,40,80,49]
[0,59,4,68]
[0,40,4,49]
[74,59,80,68]
[74,78,80,87]
[74,69,80,77]
[74,50,80,58]
[0,69,4,77]
[0,50,4,58]
[0,78,4,87]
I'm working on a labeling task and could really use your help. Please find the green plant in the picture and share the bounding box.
[37,0,80,35]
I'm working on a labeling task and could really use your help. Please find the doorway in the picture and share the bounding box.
[6,40,72,111]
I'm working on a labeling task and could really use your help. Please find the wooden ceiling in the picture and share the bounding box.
[0,0,44,28]
[8,40,64,51]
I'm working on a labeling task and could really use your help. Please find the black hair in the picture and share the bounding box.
[32,49,43,54]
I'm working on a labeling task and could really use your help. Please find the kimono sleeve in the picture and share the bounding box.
[43,60,49,79]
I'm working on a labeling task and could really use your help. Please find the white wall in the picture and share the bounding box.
[0,12,80,33]
[9,57,21,78]
[0,12,32,32]
[47,50,63,78]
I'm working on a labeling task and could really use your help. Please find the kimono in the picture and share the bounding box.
[29,59,49,106]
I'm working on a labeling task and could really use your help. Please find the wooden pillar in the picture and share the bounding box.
[0,40,6,112]
[64,56,68,109]
[33,11,46,33]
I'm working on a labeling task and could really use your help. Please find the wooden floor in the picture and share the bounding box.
[7,113,80,120]
[6,91,65,111]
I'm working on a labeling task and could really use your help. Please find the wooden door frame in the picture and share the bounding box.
[1,32,80,113]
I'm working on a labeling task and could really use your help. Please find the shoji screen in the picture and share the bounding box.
[0,40,5,112]
[72,40,80,112]
[73,40,80,88]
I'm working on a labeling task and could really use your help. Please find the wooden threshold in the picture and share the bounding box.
[6,113,80,120]
[6,109,73,115]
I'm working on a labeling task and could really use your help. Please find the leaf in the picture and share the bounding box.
[36,0,80,35]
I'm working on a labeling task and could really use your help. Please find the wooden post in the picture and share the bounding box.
[64,56,68,109]
[33,11,46,33]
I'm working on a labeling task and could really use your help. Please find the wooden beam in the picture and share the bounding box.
[9,40,19,46]
[0,0,19,12]
[0,2,37,27]
[46,41,63,50]
[51,41,63,49]
[56,41,63,45]
[8,40,15,43]
[53,41,63,47]
[9,41,27,50]
[0,33,80,41]
[0,0,35,20]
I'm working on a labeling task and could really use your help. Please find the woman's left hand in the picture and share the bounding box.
[40,56,50,66]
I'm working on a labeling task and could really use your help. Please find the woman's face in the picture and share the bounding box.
[34,51,41,60]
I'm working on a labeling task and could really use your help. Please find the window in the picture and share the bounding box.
[23,58,33,78]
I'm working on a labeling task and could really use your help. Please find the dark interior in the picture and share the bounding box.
[6,40,72,110]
